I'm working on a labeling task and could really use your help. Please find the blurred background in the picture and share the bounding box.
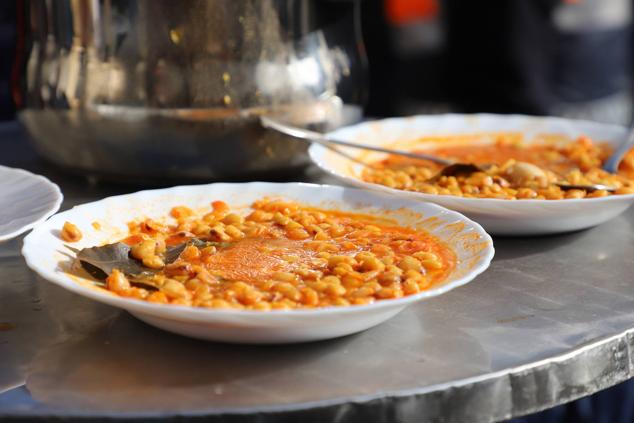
[1,1,634,422]
[2,0,634,182]
[5,0,633,124]
[364,0,632,124]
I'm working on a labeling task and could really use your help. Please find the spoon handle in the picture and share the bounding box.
[603,124,634,173]
[261,116,454,166]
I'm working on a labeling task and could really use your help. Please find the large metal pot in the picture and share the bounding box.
[15,0,366,181]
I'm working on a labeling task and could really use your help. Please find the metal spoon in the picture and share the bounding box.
[260,116,454,166]
[603,125,634,173]
[554,125,634,192]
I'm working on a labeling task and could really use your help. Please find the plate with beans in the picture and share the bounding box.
[21,182,493,343]
[309,114,634,235]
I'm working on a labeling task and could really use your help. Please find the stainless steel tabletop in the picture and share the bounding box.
[1,121,634,422]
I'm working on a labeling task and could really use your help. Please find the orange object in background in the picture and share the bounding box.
[385,0,439,25]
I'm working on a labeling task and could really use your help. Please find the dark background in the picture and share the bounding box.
[2,0,632,122]
[362,0,632,124]
[0,2,16,120]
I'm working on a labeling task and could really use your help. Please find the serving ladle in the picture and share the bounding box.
[261,116,634,192]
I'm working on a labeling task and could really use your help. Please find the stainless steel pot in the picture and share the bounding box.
[16,0,366,181]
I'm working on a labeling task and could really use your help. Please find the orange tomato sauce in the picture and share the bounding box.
[103,200,459,310]
[380,135,634,179]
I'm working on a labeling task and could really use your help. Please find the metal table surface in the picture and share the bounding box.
[1,121,634,422]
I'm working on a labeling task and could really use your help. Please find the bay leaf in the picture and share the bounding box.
[76,243,154,280]
[76,239,235,282]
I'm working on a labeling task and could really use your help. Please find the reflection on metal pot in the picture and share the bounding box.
[16,0,366,181]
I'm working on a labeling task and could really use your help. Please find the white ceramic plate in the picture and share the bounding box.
[0,166,63,242]
[21,182,494,344]
[309,114,634,235]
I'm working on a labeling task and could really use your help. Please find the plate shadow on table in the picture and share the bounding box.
[23,312,363,413]
[492,210,633,262]
[21,300,494,418]
[492,229,590,262]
